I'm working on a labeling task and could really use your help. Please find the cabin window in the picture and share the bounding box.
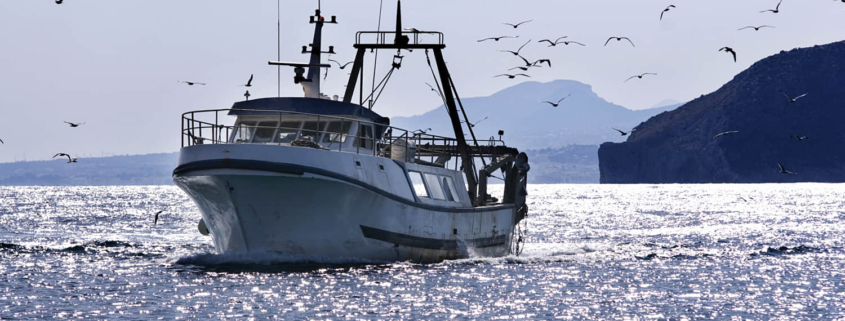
[408,171,429,198]
[300,121,327,142]
[252,121,278,143]
[322,121,351,144]
[441,176,461,202]
[354,124,374,150]
[277,121,302,143]
[234,121,256,143]
[424,173,446,200]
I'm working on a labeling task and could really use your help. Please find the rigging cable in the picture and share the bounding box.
[424,49,448,107]
[361,65,397,108]
[448,73,488,169]
[369,0,384,109]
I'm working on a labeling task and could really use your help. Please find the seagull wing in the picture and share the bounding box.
[515,20,533,27]
[494,74,510,78]
[760,25,775,29]
[604,37,614,46]
[555,36,568,43]
[340,61,353,68]
[729,50,736,62]
[777,162,786,172]
[624,75,638,82]
[775,0,782,10]
[738,26,754,31]
[612,128,625,135]
[516,74,531,78]
[0,138,3,144]
[518,55,531,66]
[794,93,808,100]
[246,74,253,86]
[517,39,531,52]
[622,37,635,47]
[569,41,586,46]
[328,59,341,67]
[539,39,553,45]
[779,90,792,99]
[502,23,516,27]
[540,101,555,106]
[660,10,666,21]
[556,94,571,104]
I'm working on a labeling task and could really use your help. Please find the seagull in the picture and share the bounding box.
[244,90,251,101]
[713,131,739,139]
[500,39,531,56]
[502,20,533,29]
[777,162,795,174]
[179,81,206,86]
[719,47,737,62]
[738,25,775,31]
[495,74,531,79]
[478,36,518,42]
[508,65,539,71]
[241,74,253,87]
[64,121,85,128]
[605,37,635,47]
[329,59,353,69]
[53,153,78,163]
[612,128,634,136]
[412,128,431,136]
[624,73,657,82]
[532,59,552,67]
[425,82,443,98]
[738,196,748,202]
[780,90,807,103]
[0,138,3,144]
[760,0,783,13]
[559,41,586,46]
[463,116,488,128]
[539,37,568,47]
[660,5,676,21]
[153,210,164,226]
[403,27,421,33]
[790,135,809,141]
[540,94,572,107]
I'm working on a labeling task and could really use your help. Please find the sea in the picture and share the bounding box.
[1,184,844,320]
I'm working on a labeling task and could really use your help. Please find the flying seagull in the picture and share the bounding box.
[777,162,795,174]
[153,210,164,226]
[53,153,78,163]
[760,0,783,13]
[540,94,572,107]
[539,37,568,47]
[532,59,552,67]
[0,138,4,144]
[500,39,531,56]
[790,135,809,141]
[508,65,538,71]
[463,116,488,128]
[780,90,807,103]
[495,74,531,79]
[660,5,676,21]
[241,74,253,87]
[738,25,775,31]
[64,121,85,128]
[719,47,737,62]
[179,81,206,86]
[625,73,657,82]
[612,128,634,136]
[713,131,739,139]
[328,59,353,69]
[605,37,635,47]
[503,20,533,29]
[477,36,518,42]
[559,41,586,46]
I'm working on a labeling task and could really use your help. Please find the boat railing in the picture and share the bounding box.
[181,108,509,166]
[355,31,444,48]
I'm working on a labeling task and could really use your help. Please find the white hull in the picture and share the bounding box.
[174,144,518,263]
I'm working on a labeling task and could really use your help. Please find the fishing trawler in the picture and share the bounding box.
[173,1,529,263]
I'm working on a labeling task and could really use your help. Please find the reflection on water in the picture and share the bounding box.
[1,184,844,319]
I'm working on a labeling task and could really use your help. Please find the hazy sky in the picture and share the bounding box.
[1,0,843,162]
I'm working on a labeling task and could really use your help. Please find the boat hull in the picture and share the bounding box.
[174,165,516,263]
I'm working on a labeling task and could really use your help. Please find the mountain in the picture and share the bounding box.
[599,41,845,184]
[390,80,678,150]
[0,153,178,186]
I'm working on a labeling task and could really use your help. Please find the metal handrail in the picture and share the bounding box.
[355,31,444,46]
[180,108,508,163]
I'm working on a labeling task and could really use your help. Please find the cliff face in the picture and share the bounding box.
[600,41,845,183]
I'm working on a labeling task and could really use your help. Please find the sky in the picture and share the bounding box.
[1,0,843,163]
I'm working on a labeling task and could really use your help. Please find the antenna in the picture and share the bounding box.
[277,0,281,97]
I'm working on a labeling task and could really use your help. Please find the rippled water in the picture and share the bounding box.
[1,184,844,319]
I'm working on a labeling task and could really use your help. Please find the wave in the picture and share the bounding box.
[0,240,140,254]
[173,251,385,271]
[753,245,822,257]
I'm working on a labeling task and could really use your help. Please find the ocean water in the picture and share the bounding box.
[1,184,844,320]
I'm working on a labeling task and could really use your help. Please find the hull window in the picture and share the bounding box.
[252,121,279,143]
[408,171,429,198]
[423,173,446,200]
[278,121,302,143]
[441,176,461,202]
